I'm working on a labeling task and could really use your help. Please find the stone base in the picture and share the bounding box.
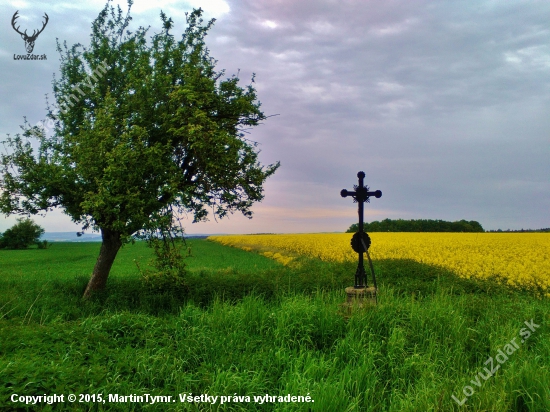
[340,286,377,315]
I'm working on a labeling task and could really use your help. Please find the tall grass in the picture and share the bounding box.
[1,240,549,411]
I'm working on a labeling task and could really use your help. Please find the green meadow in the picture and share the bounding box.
[1,239,549,411]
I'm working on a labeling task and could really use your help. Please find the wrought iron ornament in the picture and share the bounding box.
[341,171,382,288]
[351,232,371,254]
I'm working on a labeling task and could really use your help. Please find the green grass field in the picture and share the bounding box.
[1,240,549,411]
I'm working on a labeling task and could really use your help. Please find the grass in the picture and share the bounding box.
[0,239,549,411]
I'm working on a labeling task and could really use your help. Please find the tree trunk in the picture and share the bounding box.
[83,227,122,299]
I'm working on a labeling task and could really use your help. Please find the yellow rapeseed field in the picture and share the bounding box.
[208,233,550,293]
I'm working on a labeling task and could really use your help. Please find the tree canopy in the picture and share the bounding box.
[0,1,279,297]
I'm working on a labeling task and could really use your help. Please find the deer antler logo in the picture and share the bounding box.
[11,11,49,54]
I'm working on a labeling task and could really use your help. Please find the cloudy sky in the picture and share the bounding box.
[1,0,549,235]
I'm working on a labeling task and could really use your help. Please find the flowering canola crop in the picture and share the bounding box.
[208,233,550,293]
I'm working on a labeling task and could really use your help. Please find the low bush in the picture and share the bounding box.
[0,218,45,249]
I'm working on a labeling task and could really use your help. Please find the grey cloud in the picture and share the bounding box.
[1,0,549,232]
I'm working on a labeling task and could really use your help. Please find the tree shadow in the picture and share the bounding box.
[14,257,538,321]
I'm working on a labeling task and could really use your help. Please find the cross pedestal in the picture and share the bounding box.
[345,286,377,307]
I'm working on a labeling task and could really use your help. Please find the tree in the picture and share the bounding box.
[0,218,45,249]
[0,1,279,297]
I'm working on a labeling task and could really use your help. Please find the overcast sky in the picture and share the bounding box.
[1,0,549,234]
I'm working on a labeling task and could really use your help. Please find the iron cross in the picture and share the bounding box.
[341,171,382,288]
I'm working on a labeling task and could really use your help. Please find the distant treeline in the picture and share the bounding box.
[486,228,550,233]
[346,219,484,233]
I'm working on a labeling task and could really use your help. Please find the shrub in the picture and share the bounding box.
[138,237,188,295]
[37,240,50,249]
[0,218,45,249]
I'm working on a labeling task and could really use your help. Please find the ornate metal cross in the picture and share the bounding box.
[341,171,382,288]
